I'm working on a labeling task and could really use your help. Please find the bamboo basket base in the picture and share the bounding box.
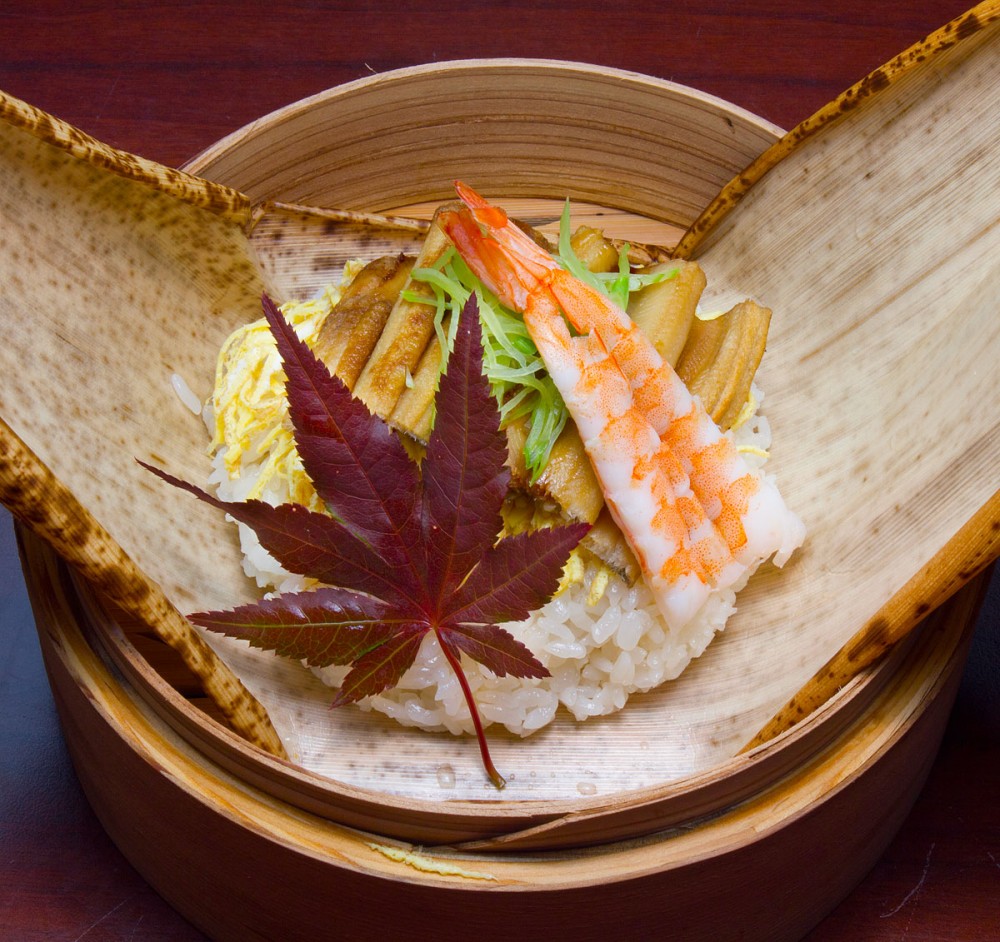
[22,526,982,942]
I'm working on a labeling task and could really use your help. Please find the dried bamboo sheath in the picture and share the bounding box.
[0,420,284,756]
[0,90,251,225]
[1,1,997,826]
[0,88,284,755]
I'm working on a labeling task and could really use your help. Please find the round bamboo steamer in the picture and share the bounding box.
[13,53,996,939]
[13,53,981,942]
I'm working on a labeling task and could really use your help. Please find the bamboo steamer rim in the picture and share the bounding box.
[194,56,783,166]
[188,57,784,227]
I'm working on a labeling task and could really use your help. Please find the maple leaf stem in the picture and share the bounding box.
[435,628,506,790]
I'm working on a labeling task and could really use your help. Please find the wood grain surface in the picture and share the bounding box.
[0,1,997,939]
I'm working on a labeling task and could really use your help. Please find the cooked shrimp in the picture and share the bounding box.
[440,182,804,631]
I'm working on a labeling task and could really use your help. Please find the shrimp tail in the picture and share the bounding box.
[437,203,534,312]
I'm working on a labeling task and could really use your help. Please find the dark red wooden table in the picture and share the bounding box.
[1,2,998,939]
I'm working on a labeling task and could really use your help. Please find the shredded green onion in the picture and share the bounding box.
[407,246,568,481]
[555,200,679,299]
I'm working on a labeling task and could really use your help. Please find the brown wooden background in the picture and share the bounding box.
[1,1,997,939]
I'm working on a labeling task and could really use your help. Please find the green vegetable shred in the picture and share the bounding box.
[407,200,679,481]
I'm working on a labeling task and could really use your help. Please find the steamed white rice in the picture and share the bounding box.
[204,348,774,738]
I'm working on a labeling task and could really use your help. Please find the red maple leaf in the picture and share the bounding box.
[145,293,588,787]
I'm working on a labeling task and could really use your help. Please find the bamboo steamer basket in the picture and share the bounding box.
[4,3,1000,938]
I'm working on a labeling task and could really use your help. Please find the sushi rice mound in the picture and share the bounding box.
[204,271,774,738]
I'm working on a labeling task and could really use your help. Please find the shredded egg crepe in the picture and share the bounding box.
[208,269,364,516]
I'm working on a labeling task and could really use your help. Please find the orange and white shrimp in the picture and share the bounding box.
[440,182,804,632]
